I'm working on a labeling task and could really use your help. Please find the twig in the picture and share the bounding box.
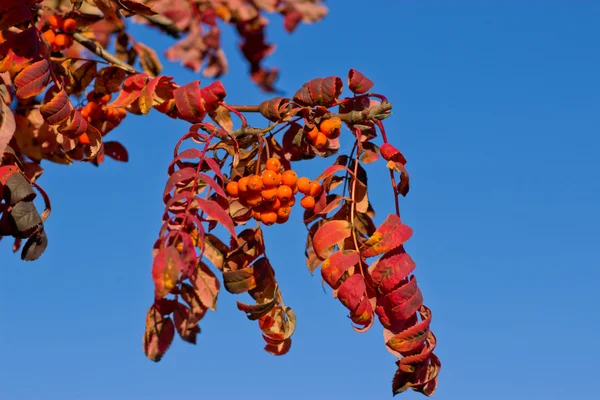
[73,32,137,74]
[142,14,182,39]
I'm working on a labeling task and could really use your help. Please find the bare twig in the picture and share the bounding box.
[73,32,137,74]
[142,14,182,39]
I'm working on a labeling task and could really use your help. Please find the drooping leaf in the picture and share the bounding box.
[361,214,412,258]
[152,247,182,297]
[0,101,15,158]
[102,141,129,162]
[10,201,42,233]
[21,226,48,261]
[195,197,236,238]
[173,81,206,122]
[0,0,33,30]
[385,277,423,321]
[117,0,157,16]
[370,246,416,294]
[173,302,200,344]
[293,76,343,107]
[143,308,175,362]
[199,81,226,111]
[348,68,374,94]
[337,274,366,312]
[321,250,360,289]
[14,60,51,99]
[386,306,432,353]
[258,97,290,122]
[180,282,208,321]
[40,89,73,125]
[237,296,277,321]
[222,266,255,294]
[191,261,220,310]
[312,220,352,260]
[208,105,232,133]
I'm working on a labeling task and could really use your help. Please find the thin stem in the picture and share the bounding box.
[227,105,260,113]
[349,134,365,279]
[73,32,137,74]
[220,102,248,128]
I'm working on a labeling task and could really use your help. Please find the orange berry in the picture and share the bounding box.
[277,185,292,202]
[78,132,90,145]
[42,29,56,45]
[99,93,112,104]
[300,195,315,209]
[277,205,291,219]
[261,170,281,188]
[313,132,328,149]
[309,181,322,197]
[252,210,261,221]
[319,117,342,138]
[247,175,263,191]
[86,101,102,120]
[226,181,239,197]
[261,187,278,202]
[260,211,277,225]
[265,157,281,172]
[306,127,319,141]
[238,176,249,193]
[48,15,63,30]
[54,33,73,50]
[281,170,298,189]
[282,196,296,207]
[245,191,262,207]
[79,107,89,119]
[263,198,281,211]
[297,177,311,195]
[276,215,289,224]
[61,18,77,34]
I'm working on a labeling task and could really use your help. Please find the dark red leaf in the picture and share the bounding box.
[348,69,374,95]
[0,102,15,157]
[102,141,129,162]
[386,306,431,353]
[312,220,352,260]
[222,267,255,294]
[293,77,343,107]
[40,89,73,125]
[199,81,226,111]
[60,109,88,138]
[315,164,352,181]
[14,60,51,99]
[173,303,200,344]
[163,167,196,201]
[385,276,423,321]
[337,274,366,313]
[361,214,413,258]
[174,81,206,122]
[380,143,407,165]
[197,172,226,199]
[143,310,175,362]
[151,247,182,297]
[283,10,302,33]
[191,261,220,310]
[258,97,290,122]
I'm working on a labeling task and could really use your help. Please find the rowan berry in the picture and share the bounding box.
[281,170,298,189]
[263,198,281,211]
[61,18,77,34]
[261,187,278,202]
[226,181,239,197]
[300,195,315,209]
[48,15,63,30]
[247,175,263,191]
[306,127,319,142]
[245,191,262,207]
[309,181,322,197]
[277,185,292,202]
[319,117,342,138]
[261,170,281,188]
[238,177,249,193]
[297,177,311,195]
[277,205,291,219]
[260,211,277,225]
[313,132,328,149]
[265,157,282,172]
[54,33,73,50]
[42,29,56,46]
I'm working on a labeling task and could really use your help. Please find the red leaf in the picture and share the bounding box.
[385,276,423,321]
[237,297,277,321]
[138,75,163,114]
[348,69,374,95]
[361,214,413,258]
[351,295,374,327]
[312,220,352,260]
[258,97,290,122]
[315,164,352,181]
[0,0,33,30]
[283,10,302,33]
[293,77,343,107]
[197,172,227,199]
[0,102,15,157]
[103,141,129,162]
[60,109,88,138]
[118,0,157,16]
[14,60,51,99]
[370,246,416,293]
[40,89,73,125]
[321,250,360,289]
[111,74,147,107]
[195,197,236,238]
[380,143,407,165]
[0,165,18,186]
[386,306,432,353]
[222,267,255,294]
[203,157,224,180]
[191,261,220,310]
[264,337,291,356]
[337,274,366,312]
[174,81,206,122]
[200,81,226,111]
[152,247,182,297]
[163,167,196,201]
[143,310,175,362]
[173,303,200,344]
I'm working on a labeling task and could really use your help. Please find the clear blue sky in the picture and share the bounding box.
[2,2,599,399]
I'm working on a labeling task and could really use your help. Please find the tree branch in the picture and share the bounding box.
[142,14,182,39]
[73,32,137,74]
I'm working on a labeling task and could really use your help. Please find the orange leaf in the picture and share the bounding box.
[321,250,360,289]
[361,214,412,258]
[312,220,351,260]
[14,59,51,99]
[152,247,182,297]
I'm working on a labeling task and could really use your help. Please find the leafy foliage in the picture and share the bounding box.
[1,1,440,397]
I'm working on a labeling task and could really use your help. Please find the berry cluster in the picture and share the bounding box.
[77,91,126,145]
[306,116,342,149]
[43,15,77,51]
[226,158,322,226]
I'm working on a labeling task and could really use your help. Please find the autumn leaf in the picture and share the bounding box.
[117,0,157,16]
[191,261,220,310]
[293,76,343,107]
[143,306,175,362]
[103,141,129,162]
[14,60,51,99]
[174,81,206,122]
[195,197,236,238]
[348,69,374,94]
[222,266,255,294]
[152,247,182,297]
[386,306,431,353]
[370,246,416,294]
[312,220,352,260]
[0,102,15,158]
[321,250,360,289]
[361,214,412,258]
[40,89,73,126]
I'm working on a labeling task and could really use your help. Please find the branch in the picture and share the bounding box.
[73,32,137,74]
[142,14,182,39]
[335,102,393,124]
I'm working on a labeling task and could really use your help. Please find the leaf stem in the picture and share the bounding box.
[73,32,137,74]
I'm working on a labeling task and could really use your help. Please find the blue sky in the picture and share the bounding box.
[2,1,599,399]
